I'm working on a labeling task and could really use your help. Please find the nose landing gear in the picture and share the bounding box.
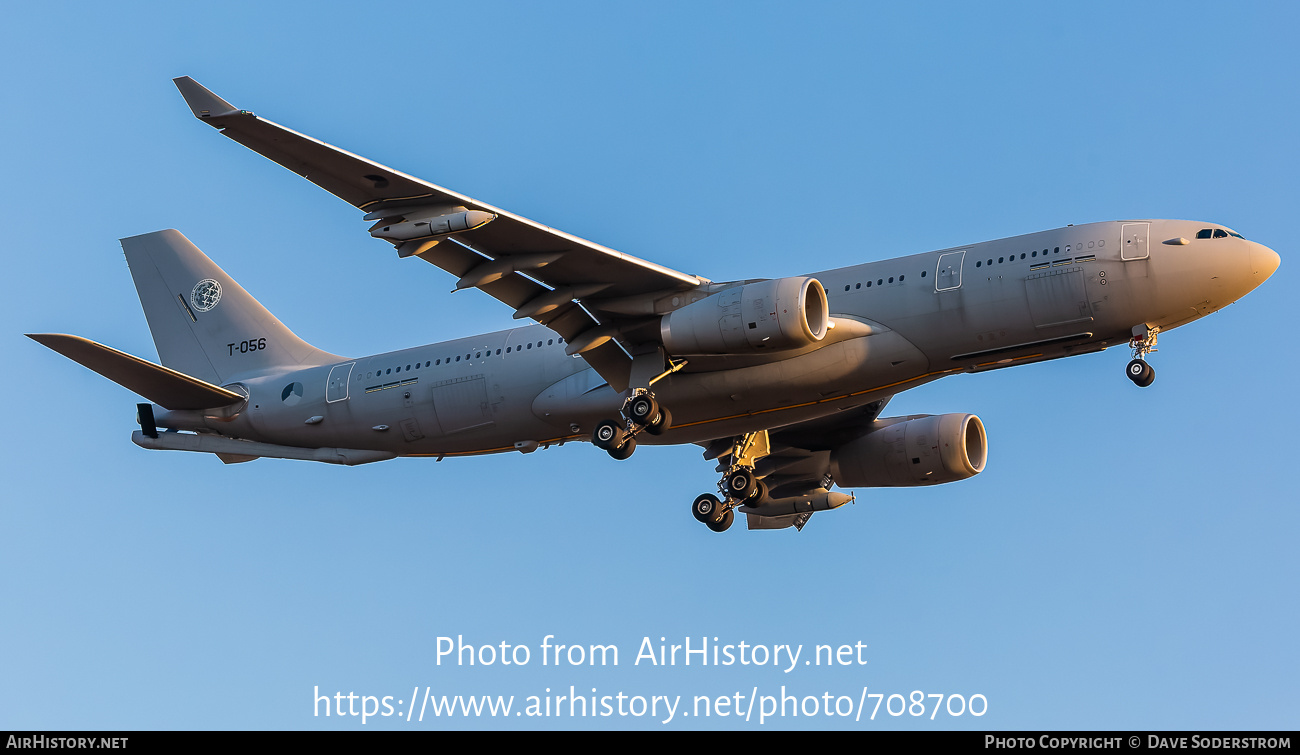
[1126,324,1159,388]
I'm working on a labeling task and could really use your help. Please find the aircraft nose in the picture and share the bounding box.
[1249,241,1281,281]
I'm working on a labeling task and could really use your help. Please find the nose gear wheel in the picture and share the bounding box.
[1126,324,1160,387]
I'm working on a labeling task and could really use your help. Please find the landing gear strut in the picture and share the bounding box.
[690,430,770,533]
[590,358,686,460]
[1126,324,1159,388]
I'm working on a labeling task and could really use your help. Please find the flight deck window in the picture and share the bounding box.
[1213,229,1228,238]
[1196,229,1213,239]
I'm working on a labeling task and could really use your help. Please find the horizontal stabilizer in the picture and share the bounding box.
[28,333,245,410]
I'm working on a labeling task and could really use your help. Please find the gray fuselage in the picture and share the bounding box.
[203,219,1278,456]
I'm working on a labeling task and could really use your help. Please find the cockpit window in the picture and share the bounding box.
[1197,227,1245,240]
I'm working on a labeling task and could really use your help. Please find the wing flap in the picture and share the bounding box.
[28,334,245,410]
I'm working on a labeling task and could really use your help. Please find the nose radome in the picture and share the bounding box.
[1250,241,1281,280]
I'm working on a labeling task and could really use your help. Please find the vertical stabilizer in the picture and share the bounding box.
[121,229,341,384]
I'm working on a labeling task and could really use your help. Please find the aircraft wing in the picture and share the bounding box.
[174,77,709,391]
[700,399,891,531]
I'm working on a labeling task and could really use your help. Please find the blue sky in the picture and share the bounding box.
[2,1,1296,730]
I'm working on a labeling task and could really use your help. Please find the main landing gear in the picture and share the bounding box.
[1126,324,1159,388]
[590,357,687,460]
[692,431,770,533]
[590,389,673,460]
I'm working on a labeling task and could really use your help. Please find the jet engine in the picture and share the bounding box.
[831,414,987,487]
[659,276,829,355]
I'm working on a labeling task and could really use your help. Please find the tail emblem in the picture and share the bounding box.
[190,279,222,312]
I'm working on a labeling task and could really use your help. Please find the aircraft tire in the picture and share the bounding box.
[592,419,624,450]
[608,436,636,460]
[1126,359,1153,386]
[706,508,734,533]
[725,468,757,499]
[1137,364,1156,387]
[644,407,672,436]
[626,395,660,426]
[692,493,720,522]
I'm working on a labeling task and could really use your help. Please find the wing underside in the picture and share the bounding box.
[699,399,891,531]
[174,77,709,391]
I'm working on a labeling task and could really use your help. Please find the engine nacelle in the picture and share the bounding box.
[659,276,829,355]
[831,414,987,487]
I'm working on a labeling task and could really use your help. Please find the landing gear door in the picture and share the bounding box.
[1121,223,1149,261]
[935,251,965,291]
[327,361,355,403]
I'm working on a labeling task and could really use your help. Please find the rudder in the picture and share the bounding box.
[121,229,340,384]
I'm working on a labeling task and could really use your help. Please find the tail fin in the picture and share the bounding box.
[121,229,341,384]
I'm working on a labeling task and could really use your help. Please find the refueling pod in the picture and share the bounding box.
[660,276,829,355]
[367,205,496,242]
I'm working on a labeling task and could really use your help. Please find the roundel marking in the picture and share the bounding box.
[281,382,304,406]
[191,279,222,312]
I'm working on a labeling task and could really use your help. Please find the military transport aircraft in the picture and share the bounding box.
[29,77,1282,533]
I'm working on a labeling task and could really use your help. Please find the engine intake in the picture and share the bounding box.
[831,414,987,487]
[660,276,828,355]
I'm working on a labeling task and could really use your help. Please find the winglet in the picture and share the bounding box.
[172,76,241,119]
